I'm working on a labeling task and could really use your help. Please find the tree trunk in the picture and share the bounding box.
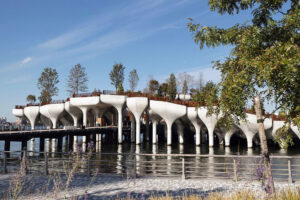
[254,95,276,196]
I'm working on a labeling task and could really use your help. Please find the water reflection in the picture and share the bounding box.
[136,145,140,175]
[29,138,34,156]
[116,145,122,174]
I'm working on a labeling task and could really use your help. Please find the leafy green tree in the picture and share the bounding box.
[167,73,177,100]
[37,67,59,104]
[128,69,139,92]
[159,83,168,96]
[110,63,125,91]
[188,0,300,195]
[117,83,124,94]
[26,95,36,104]
[67,64,88,96]
[149,79,159,95]
[193,81,218,108]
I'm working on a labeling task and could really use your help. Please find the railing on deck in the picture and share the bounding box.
[0,151,298,183]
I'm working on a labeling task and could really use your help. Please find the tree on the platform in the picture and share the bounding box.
[188,0,300,196]
[128,69,139,92]
[110,63,125,91]
[67,64,88,96]
[26,95,36,104]
[167,73,177,100]
[158,83,168,97]
[117,83,124,94]
[149,79,159,95]
[178,72,193,94]
[192,81,219,113]
[37,67,59,104]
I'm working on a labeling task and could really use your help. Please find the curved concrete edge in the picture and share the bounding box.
[24,106,40,130]
[70,96,100,107]
[40,114,52,128]
[291,125,300,139]
[100,94,127,144]
[127,97,148,145]
[198,107,222,147]
[187,107,202,146]
[175,120,184,144]
[65,101,82,127]
[237,113,275,148]
[223,126,239,147]
[150,100,186,145]
[272,120,286,136]
[12,108,24,118]
[70,96,100,127]
[44,103,65,129]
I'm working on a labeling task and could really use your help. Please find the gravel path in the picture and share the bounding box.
[0,173,299,199]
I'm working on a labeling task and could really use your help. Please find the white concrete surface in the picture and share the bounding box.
[12,108,24,118]
[187,107,202,146]
[150,100,186,145]
[101,95,126,144]
[126,97,148,145]
[65,101,82,127]
[198,107,222,147]
[149,109,161,144]
[24,106,40,130]
[70,96,100,127]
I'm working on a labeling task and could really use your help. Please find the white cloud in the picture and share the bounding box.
[22,57,32,64]
[1,57,33,72]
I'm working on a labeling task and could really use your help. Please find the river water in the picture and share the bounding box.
[1,136,300,181]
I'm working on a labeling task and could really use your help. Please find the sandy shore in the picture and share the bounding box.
[0,173,299,199]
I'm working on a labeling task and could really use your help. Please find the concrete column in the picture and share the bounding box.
[117,108,123,144]
[130,115,136,143]
[51,138,56,152]
[167,122,172,146]
[225,129,235,147]
[126,97,148,145]
[246,133,255,148]
[177,123,184,144]
[52,119,58,129]
[81,107,88,127]
[136,116,141,145]
[73,136,78,152]
[145,110,150,142]
[30,138,35,155]
[152,120,157,144]
[195,126,201,146]
[46,138,51,152]
[208,128,214,147]
[179,144,184,154]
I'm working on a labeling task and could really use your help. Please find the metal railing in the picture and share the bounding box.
[0,151,299,183]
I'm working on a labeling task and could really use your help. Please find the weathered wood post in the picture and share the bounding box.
[40,137,45,152]
[288,159,293,184]
[87,157,91,177]
[68,135,74,151]
[233,158,238,182]
[3,153,7,173]
[182,157,186,180]
[23,150,28,174]
[4,140,10,158]
[57,137,63,152]
[45,153,49,175]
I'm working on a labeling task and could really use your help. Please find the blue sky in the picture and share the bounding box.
[0,0,253,121]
